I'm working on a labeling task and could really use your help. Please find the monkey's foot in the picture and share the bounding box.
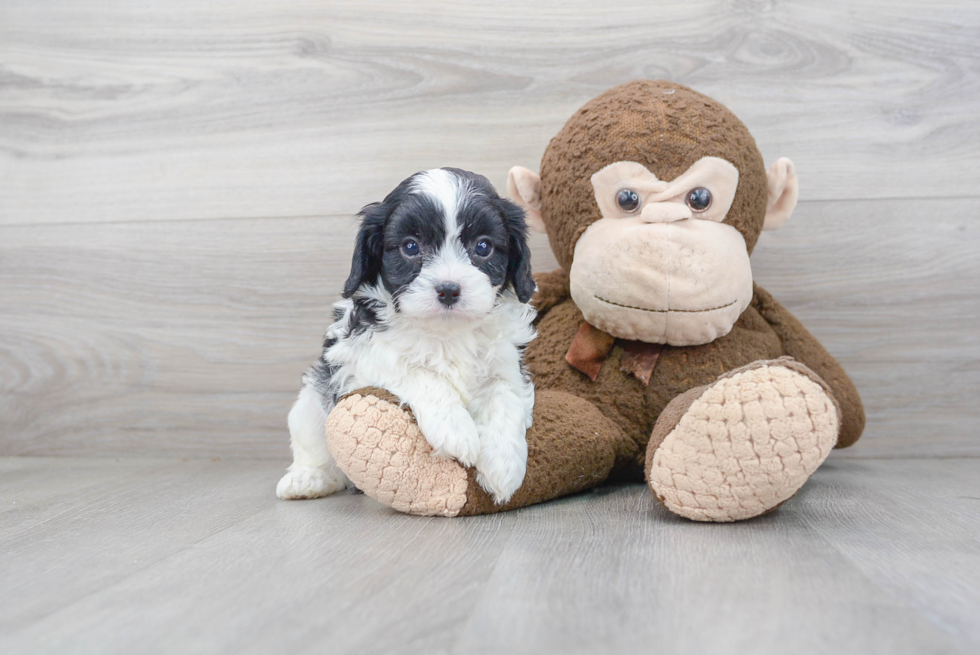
[645,359,839,522]
[328,387,625,517]
[326,389,469,517]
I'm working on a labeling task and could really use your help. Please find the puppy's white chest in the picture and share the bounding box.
[423,340,489,405]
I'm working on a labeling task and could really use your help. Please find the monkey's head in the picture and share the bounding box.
[508,80,799,346]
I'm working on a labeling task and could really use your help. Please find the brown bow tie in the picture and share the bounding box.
[565,321,665,386]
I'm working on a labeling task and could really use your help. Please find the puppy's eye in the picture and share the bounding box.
[474,239,493,257]
[686,187,712,213]
[616,189,640,213]
[401,239,420,257]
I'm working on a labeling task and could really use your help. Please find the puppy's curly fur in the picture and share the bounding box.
[277,168,537,504]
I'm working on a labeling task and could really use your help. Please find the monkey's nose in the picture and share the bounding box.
[640,202,691,223]
[436,282,461,307]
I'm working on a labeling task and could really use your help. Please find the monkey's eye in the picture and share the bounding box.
[401,239,420,257]
[686,187,712,213]
[616,189,640,213]
[474,238,493,257]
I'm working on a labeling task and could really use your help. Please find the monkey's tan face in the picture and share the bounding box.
[569,157,754,346]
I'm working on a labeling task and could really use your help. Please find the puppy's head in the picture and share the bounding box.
[342,168,534,320]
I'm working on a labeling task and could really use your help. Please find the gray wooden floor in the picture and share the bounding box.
[2,455,978,655]
[2,1,980,653]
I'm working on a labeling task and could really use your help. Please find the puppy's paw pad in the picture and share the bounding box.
[276,466,348,500]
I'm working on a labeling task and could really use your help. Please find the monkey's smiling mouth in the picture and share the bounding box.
[594,295,737,314]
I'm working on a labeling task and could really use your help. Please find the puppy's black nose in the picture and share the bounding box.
[436,282,461,307]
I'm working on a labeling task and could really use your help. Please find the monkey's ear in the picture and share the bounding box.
[507,166,546,234]
[763,158,799,231]
[342,202,386,298]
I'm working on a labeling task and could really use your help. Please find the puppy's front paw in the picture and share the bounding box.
[276,464,349,500]
[418,405,481,468]
[475,437,527,505]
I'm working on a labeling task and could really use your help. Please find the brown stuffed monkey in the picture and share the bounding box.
[326,80,865,521]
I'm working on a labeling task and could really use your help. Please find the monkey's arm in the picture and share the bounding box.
[752,284,865,448]
[530,268,570,325]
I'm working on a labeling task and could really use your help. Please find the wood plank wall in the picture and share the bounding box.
[2,1,978,459]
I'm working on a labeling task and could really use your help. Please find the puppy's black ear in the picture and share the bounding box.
[342,202,386,298]
[498,197,536,303]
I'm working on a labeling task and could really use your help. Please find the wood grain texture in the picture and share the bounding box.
[1,456,978,654]
[2,197,976,458]
[1,0,979,226]
[2,4,978,652]
[0,215,557,458]
[455,459,980,655]
[751,197,980,457]
[1,0,978,459]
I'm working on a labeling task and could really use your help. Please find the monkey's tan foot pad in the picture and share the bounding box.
[645,359,840,522]
[326,389,470,517]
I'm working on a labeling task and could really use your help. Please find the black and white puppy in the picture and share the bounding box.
[277,168,537,504]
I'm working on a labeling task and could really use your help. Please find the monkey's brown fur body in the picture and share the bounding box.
[326,80,865,521]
